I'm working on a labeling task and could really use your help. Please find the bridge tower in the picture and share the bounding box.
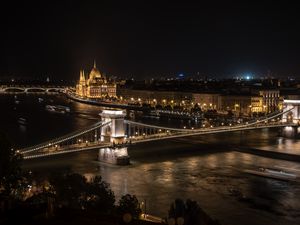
[100,109,126,144]
[282,100,300,138]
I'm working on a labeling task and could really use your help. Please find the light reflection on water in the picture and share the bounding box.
[1,94,300,225]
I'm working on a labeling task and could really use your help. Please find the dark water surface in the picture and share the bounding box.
[1,94,300,225]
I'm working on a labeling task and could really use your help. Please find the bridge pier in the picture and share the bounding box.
[282,126,300,138]
[281,100,300,138]
[100,109,126,144]
[98,147,130,165]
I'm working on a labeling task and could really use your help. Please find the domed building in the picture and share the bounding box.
[76,61,116,98]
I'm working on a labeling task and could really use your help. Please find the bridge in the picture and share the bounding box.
[18,100,300,160]
[0,85,67,94]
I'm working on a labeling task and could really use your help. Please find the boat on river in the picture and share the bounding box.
[243,167,298,182]
[18,117,27,125]
[45,105,70,114]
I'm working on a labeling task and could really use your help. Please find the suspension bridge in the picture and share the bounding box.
[19,100,300,160]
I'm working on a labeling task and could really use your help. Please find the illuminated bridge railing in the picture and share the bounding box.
[23,143,112,160]
[129,123,294,144]
[124,108,295,144]
[19,106,295,158]
[20,121,111,154]
[126,107,293,134]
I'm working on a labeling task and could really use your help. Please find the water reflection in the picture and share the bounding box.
[206,154,218,168]
[2,94,300,225]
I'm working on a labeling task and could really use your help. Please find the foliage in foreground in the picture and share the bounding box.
[169,198,221,225]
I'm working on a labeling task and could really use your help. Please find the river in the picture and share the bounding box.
[1,94,300,225]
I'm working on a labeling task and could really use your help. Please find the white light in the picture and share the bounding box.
[284,126,293,131]
[101,110,125,115]
[283,100,300,104]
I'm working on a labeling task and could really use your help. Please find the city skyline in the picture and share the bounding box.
[1,2,300,224]
[1,1,300,79]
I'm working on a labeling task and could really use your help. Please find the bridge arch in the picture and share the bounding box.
[25,88,46,93]
[4,87,25,92]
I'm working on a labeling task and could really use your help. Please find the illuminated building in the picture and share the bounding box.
[76,61,116,98]
[251,90,281,113]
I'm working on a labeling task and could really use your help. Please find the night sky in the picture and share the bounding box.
[1,1,300,80]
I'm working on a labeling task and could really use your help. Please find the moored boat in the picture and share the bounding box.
[45,105,70,113]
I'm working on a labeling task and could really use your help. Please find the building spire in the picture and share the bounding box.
[93,59,96,68]
[80,69,86,82]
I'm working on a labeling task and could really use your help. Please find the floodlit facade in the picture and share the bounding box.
[250,90,281,113]
[76,61,116,98]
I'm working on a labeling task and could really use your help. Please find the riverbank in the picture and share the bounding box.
[2,94,300,225]
[66,91,144,111]
[234,146,300,163]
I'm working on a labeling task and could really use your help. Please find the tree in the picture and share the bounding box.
[155,104,163,110]
[168,198,185,219]
[117,194,141,219]
[173,105,183,112]
[0,132,23,196]
[84,176,115,213]
[191,103,202,114]
[49,173,87,209]
[227,110,234,118]
[164,105,172,111]
[168,198,221,225]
